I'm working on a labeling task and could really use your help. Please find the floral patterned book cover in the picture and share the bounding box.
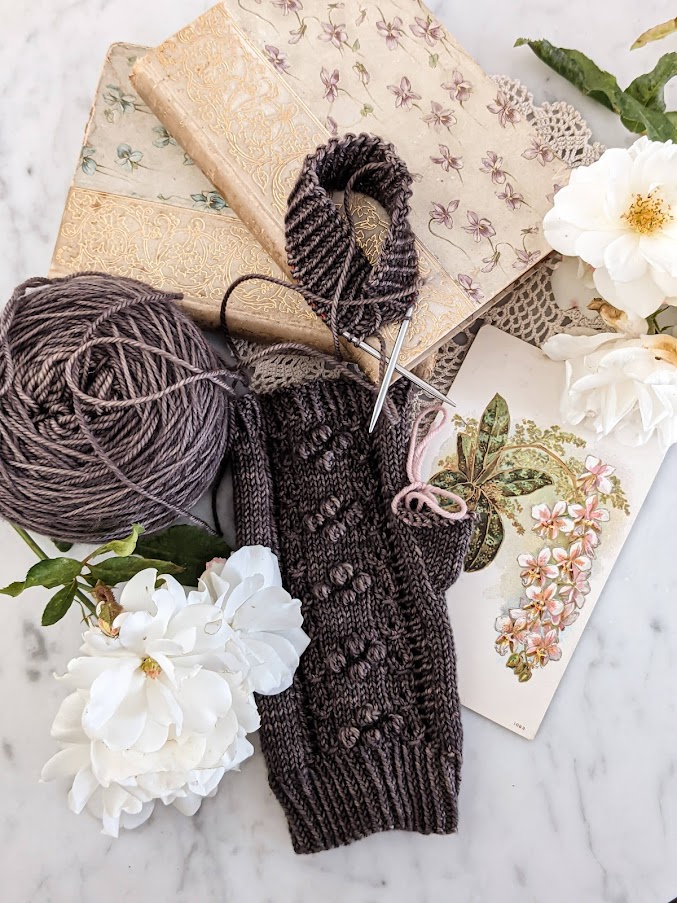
[49,43,332,350]
[422,326,665,739]
[131,0,569,378]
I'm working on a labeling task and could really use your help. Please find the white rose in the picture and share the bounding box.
[544,137,677,318]
[542,331,677,448]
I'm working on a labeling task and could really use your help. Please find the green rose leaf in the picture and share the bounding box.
[465,493,504,572]
[626,52,677,112]
[474,393,510,475]
[42,582,78,626]
[135,525,231,587]
[489,468,553,497]
[88,556,184,587]
[515,38,677,141]
[0,557,83,597]
[90,524,145,561]
[631,17,677,50]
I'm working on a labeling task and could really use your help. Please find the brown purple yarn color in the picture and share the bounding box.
[0,272,240,542]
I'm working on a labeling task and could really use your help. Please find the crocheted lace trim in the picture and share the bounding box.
[239,77,605,395]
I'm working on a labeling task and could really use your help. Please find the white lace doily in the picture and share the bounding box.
[239,77,606,396]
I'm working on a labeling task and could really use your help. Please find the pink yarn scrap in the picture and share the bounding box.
[392,407,468,521]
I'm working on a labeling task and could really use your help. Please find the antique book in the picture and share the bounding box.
[49,42,332,350]
[131,1,569,378]
[420,326,665,739]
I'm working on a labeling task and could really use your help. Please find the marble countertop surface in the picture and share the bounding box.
[2,1,677,901]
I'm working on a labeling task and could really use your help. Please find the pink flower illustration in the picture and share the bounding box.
[558,568,591,609]
[481,250,501,273]
[355,7,367,26]
[326,115,338,137]
[409,15,444,45]
[543,600,579,630]
[273,0,303,14]
[523,582,563,620]
[553,541,591,580]
[353,61,370,85]
[547,182,564,205]
[532,501,570,540]
[523,138,555,166]
[525,628,562,666]
[480,150,507,184]
[442,70,472,104]
[577,456,615,495]
[566,495,610,538]
[422,101,456,131]
[457,274,484,303]
[320,68,340,103]
[497,183,525,211]
[387,76,421,110]
[487,91,521,127]
[264,45,290,74]
[320,21,348,49]
[288,23,307,44]
[495,614,529,655]
[430,144,463,174]
[429,200,459,228]
[517,548,560,587]
[376,16,404,50]
[463,210,495,243]
[513,248,540,269]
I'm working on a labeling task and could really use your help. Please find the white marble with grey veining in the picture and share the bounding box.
[1,1,677,901]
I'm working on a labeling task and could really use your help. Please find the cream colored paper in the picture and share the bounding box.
[131,1,569,374]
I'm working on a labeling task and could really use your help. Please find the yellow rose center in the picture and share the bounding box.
[623,191,672,235]
[140,656,162,679]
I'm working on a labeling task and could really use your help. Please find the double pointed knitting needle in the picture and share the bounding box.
[368,304,415,433]
[342,330,455,409]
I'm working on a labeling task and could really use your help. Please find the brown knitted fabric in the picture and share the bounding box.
[230,378,473,853]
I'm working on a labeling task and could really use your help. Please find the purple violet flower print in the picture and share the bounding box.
[547,182,564,205]
[353,61,370,85]
[387,77,421,110]
[522,138,555,166]
[264,45,290,74]
[355,8,367,26]
[273,0,303,14]
[429,200,460,228]
[514,249,540,270]
[497,183,525,211]
[481,250,501,273]
[430,144,463,176]
[321,68,340,103]
[457,273,485,303]
[376,16,404,50]
[409,15,444,45]
[320,21,348,49]
[487,92,521,127]
[480,150,507,184]
[422,101,456,131]
[442,70,472,105]
[463,211,495,242]
[326,115,338,137]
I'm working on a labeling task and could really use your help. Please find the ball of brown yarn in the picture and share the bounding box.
[0,273,238,542]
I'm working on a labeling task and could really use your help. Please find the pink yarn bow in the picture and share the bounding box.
[392,406,468,522]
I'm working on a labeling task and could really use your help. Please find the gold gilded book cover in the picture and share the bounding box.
[50,42,332,350]
[131,1,569,376]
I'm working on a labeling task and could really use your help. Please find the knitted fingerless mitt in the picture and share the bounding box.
[231,378,473,853]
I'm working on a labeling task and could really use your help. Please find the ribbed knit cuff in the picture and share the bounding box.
[270,743,460,854]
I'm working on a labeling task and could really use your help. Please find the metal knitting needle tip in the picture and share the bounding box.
[368,304,415,434]
[342,331,455,409]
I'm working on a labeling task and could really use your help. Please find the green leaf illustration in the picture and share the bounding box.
[457,433,473,479]
[136,525,231,587]
[41,582,78,626]
[515,38,677,141]
[89,556,183,587]
[489,468,553,497]
[474,393,510,475]
[90,524,144,561]
[429,468,469,497]
[626,53,677,112]
[0,557,82,597]
[465,493,504,572]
